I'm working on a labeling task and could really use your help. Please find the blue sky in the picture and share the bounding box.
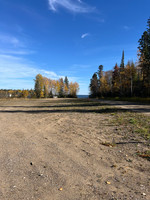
[0,0,150,94]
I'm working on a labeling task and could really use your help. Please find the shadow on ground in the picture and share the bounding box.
[0,108,128,114]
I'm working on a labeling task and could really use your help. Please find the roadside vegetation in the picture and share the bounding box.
[0,76,79,99]
[90,18,150,99]
[111,112,150,140]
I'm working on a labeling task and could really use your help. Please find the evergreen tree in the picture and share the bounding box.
[97,65,103,96]
[64,76,69,88]
[120,50,125,96]
[89,73,98,97]
[112,64,120,96]
[120,50,125,71]
[64,76,69,97]
[138,17,150,96]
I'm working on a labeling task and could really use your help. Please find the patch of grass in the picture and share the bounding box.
[101,97,150,104]
[129,118,137,124]
[112,112,150,140]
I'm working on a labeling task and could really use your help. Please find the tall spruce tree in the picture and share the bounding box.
[89,73,98,97]
[58,78,64,97]
[64,76,69,96]
[138,17,150,96]
[97,65,103,96]
[112,64,120,96]
[64,76,69,88]
[120,50,125,96]
[120,50,125,71]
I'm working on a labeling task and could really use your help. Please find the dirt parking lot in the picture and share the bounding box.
[0,98,149,200]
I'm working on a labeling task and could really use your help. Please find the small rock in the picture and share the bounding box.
[126,159,132,162]
[111,164,117,168]
[142,193,146,196]
[30,162,33,166]
[106,181,111,185]
[59,187,63,191]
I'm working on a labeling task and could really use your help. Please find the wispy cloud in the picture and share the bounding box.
[123,25,131,31]
[0,31,36,57]
[0,54,59,79]
[48,0,95,13]
[0,54,78,89]
[81,33,90,39]
[0,49,35,55]
[0,34,22,47]
[0,54,58,89]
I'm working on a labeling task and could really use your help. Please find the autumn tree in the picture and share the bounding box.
[22,90,29,98]
[124,61,136,96]
[55,80,61,95]
[34,74,44,98]
[103,71,113,96]
[43,77,49,98]
[58,78,64,97]
[69,82,79,97]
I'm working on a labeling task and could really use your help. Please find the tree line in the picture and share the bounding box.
[34,74,79,98]
[0,75,79,98]
[0,89,35,98]
[90,17,150,98]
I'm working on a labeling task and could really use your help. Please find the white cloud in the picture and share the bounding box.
[48,0,95,13]
[0,54,61,89]
[0,49,35,55]
[0,54,80,90]
[0,34,21,47]
[81,33,90,39]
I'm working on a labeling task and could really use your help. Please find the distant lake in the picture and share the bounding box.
[77,95,89,99]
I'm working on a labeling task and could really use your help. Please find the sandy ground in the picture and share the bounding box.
[0,98,149,200]
[92,99,150,116]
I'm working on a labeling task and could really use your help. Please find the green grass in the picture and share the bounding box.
[112,112,150,140]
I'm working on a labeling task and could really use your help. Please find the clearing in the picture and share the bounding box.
[0,98,149,200]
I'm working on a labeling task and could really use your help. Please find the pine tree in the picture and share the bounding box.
[97,65,103,96]
[64,76,69,96]
[120,50,125,96]
[64,76,69,88]
[112,64,120,96]
[120,50,125,71]
[89,73,98,97]
[138,17,150,96]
